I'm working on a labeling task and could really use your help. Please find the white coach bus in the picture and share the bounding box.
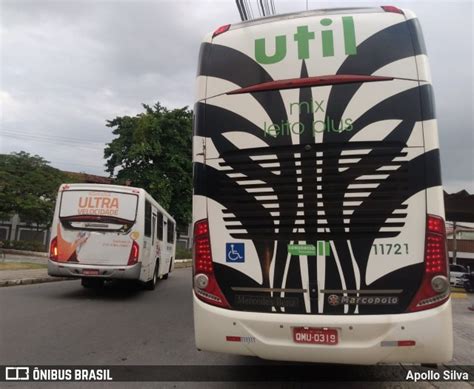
[192,6,453,364]
[48,183,176,289]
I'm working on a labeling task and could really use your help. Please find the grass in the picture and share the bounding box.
[0,262,47,271]
[176,246,192,259]
[451,287,466,292]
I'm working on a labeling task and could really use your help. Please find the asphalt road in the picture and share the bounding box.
[0,268,473,385]
[0,268,232,366]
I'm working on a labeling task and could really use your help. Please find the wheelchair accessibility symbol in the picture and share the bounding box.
[226,243,245,263]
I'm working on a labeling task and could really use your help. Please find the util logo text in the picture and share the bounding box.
[255,16,357,64]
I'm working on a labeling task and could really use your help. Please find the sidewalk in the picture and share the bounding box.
[1,253,48,265]
[0,252,66,287]
[0,268,71,287]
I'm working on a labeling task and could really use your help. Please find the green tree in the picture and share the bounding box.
[0,151,66,229]
[104,102,192,227]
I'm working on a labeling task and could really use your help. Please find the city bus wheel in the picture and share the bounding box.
[163,258,173,280]
[145,261,158,290]
[163,259,172,280]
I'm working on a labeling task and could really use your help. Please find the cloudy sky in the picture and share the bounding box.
[1,0,473,192]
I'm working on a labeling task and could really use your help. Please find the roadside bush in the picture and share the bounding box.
[0,240,47,252]
[176,246,192,259]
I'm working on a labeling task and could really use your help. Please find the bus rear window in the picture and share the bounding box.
[60,190,138,222]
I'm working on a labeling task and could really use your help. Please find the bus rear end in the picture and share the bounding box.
[192,7,452,364]
[48,184,142,282]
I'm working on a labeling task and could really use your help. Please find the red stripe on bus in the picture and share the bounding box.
[227,75,393,94]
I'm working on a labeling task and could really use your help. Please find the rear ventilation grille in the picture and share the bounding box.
[217,142,410,240]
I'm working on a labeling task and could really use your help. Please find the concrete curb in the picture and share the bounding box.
[175,260,192,269]
[2,249,48,258]
[0,277,74,287]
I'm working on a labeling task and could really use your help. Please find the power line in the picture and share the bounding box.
[1,132,104,151]
[49,159,107,170]
[242,0,250,20]
[1,133,103,148]
[264,0,270,16]
[0,128,109,146]
[235,0,245,20]
[258,0,265,16]
[237,0,247,20]
[0,128,110,151]
[246,0,254,19]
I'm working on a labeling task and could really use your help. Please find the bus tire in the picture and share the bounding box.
[163,260,172,280]
[145,261,159,290]
[81,278,104,289]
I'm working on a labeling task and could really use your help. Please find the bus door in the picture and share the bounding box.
[163,217,172,271]
[152,211,157,250]
[143,200,153,274]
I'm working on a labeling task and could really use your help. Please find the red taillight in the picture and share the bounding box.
[426,234,444,273]
[381,6,404,14]
[193,219,230,308]
[427,216,444,234]
[212,24,231,38]
[407,215,450,312]
[195,236,212,273]
[128,240,139,265]
[49,237,58,261]
[195,220,209,240]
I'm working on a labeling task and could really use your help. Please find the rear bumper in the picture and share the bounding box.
[47,260,141,280]
[193,295,453,364]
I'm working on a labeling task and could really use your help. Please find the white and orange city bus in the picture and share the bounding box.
[48,183,176,289]
[192,6,452,364]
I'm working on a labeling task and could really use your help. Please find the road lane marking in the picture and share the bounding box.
[450,292,467,299]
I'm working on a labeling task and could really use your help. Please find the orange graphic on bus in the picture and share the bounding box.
[56,224,89,262]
